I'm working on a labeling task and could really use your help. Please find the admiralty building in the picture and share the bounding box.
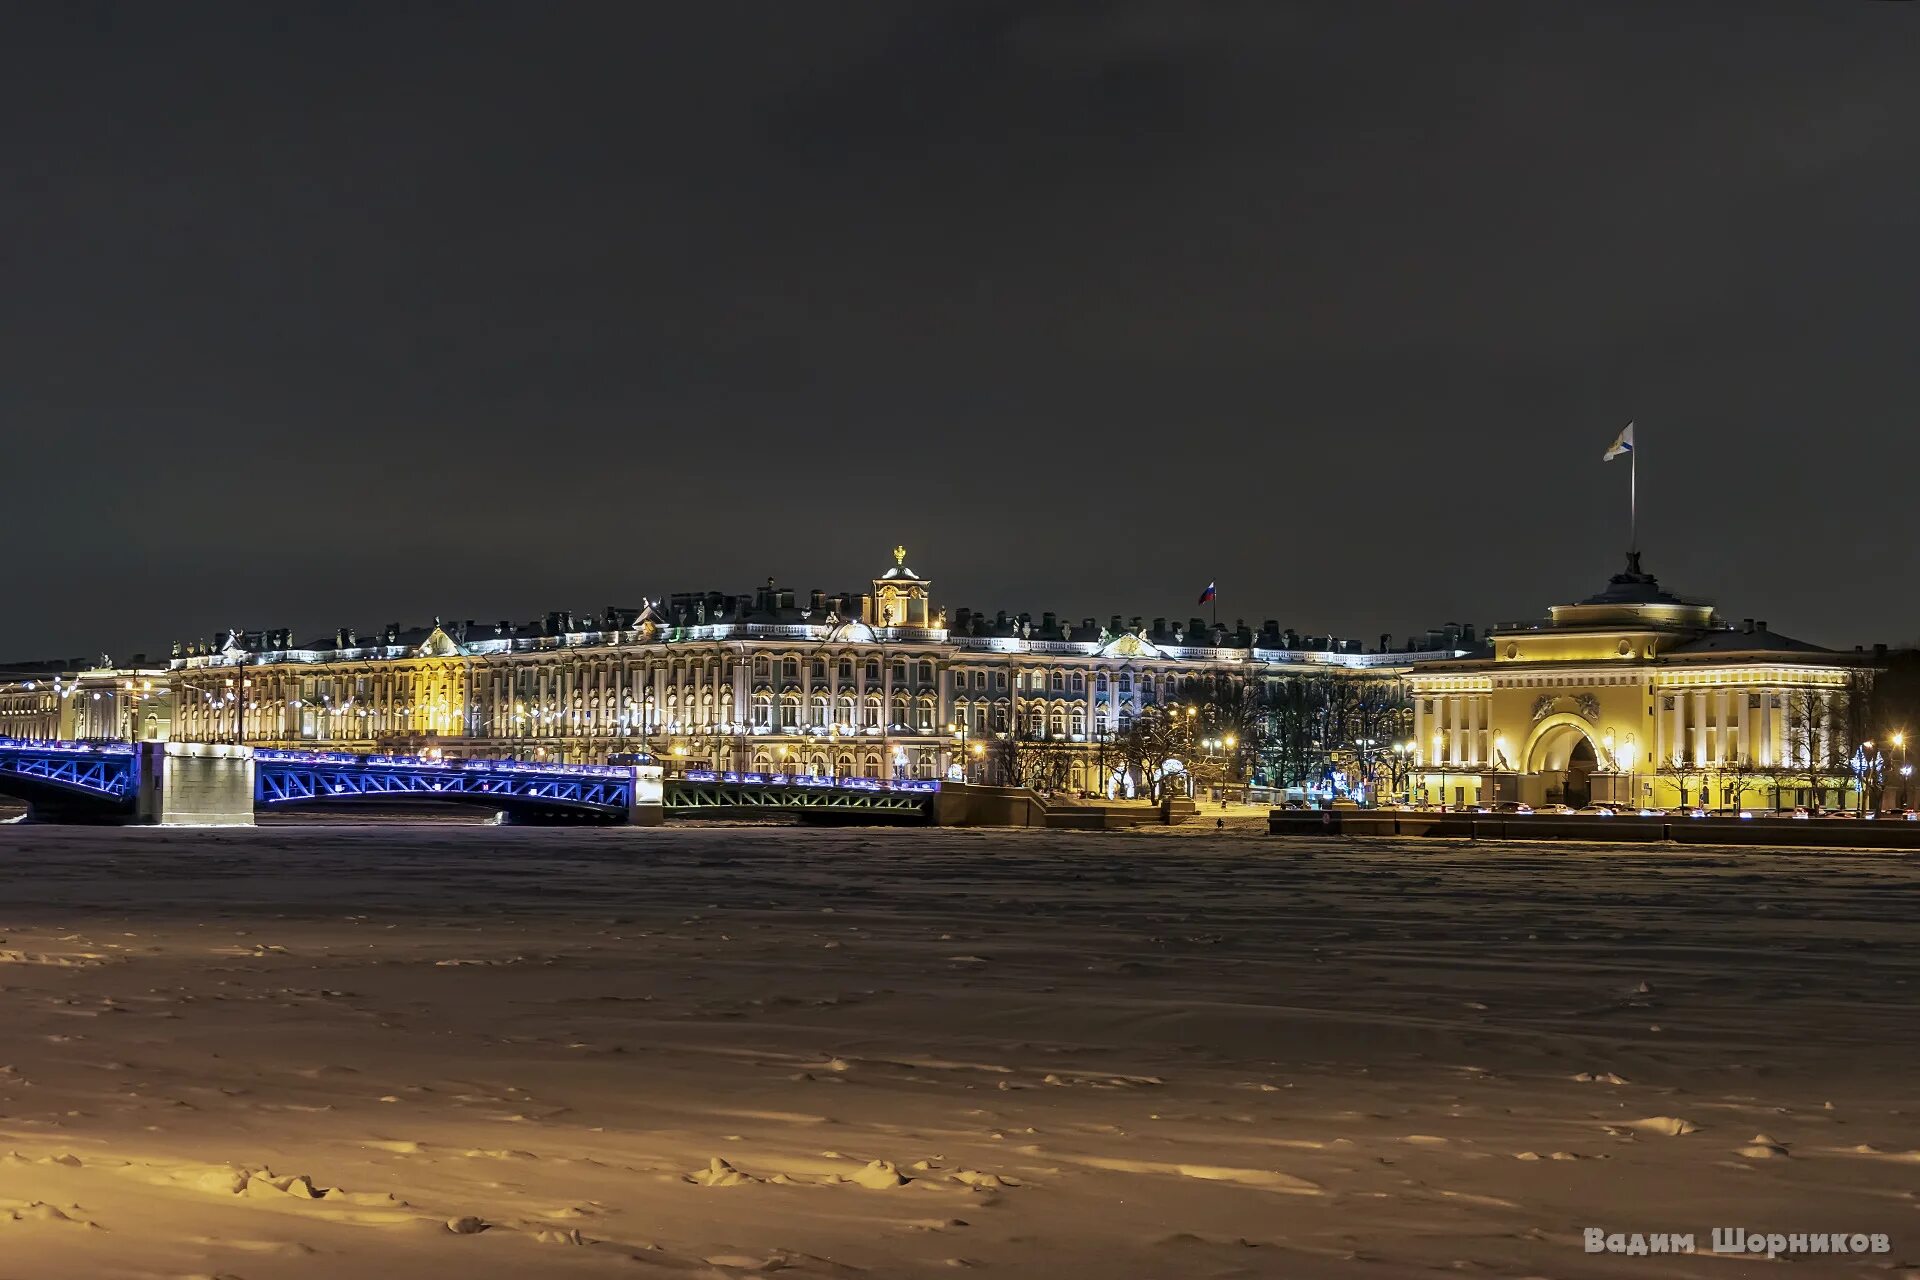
[163,546,1875,808]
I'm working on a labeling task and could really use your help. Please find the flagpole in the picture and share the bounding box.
[1630,441,1637,555]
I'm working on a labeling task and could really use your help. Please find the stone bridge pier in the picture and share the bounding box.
[135,742,257,826]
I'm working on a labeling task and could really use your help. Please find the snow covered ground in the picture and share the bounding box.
[0,824,1914,1278]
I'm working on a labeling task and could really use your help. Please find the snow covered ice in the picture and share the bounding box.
[0,823,1914,1277]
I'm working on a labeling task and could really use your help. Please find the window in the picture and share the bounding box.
[1049,671,1064,691]
[866,659,881,681]
[812,659,827,679]
[809,693,828,725]
[1070,708,1085,736]
[782,657,799,681]
[1070,672,1084,693]
[994,671,1007,690]
[917,660,934,684]
[915,697,935,731]
[752,693,772,728]
[1117,674,1132,693]
[1095,673,1108,692]
[779,694,799,728]
[891,660,907,683]
[992,703,1009,732]
[863,694,881,727]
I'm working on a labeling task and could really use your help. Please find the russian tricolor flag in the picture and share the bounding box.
[1197,581,1217,605]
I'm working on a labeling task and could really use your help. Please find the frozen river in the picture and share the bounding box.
[0,824,1914,1278]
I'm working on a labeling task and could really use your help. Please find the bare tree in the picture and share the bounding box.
[1781,687,1853,810]
[1654,758,1711,809]
[1713,755,1771,813]
[993,735,1077,795]
[1113,708,1188,803]
[1252,675,1331,790]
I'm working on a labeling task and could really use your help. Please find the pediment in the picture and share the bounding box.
[1098,631,1162,659]
[416,627,464,658]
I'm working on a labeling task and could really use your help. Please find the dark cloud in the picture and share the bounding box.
[3,1,1917,660]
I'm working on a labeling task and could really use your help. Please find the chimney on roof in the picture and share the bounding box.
[1743,617,1755,633]
[1757,620,1768,632]
[1041,611,1057,632]
[809,589,825,613]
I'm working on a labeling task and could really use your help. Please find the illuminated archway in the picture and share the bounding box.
[1523,713,1604,774]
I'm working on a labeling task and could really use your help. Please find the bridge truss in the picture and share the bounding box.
[669,769,937,818]
[253,750,635,816]
[0,739,137,802]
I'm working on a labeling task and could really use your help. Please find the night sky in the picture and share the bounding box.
[6,2,1917,661]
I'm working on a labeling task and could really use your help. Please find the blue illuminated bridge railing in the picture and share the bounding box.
[0,738,138,802]
[253,750,636,813]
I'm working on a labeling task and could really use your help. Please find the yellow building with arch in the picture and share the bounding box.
[1409,554,1872,811]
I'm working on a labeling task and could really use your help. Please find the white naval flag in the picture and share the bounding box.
[1603,422,1635,461]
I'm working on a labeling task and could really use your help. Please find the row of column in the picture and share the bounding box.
[1655,687,1817,769]
[1416,694,1491,766]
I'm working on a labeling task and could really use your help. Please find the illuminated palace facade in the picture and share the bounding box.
[1408,555,1872,810]
[165,548,1872,806]
[167,548,1453,788]
[0,660,173,743]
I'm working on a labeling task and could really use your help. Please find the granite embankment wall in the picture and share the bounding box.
[1270,809,1920,848]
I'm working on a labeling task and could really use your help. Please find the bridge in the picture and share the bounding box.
[0,738,140,821]
[0,740,966,826]
[0,740,1084,828]
[254,750,649,824]
[669,769,939,821]
[0,739,663,826]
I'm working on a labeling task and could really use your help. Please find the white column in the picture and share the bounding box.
[1413,692,1427,760]
[1653,688,1665,768]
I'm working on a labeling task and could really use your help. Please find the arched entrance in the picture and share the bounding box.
[1564,736,1597,807]
[1524,715,1604,807]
